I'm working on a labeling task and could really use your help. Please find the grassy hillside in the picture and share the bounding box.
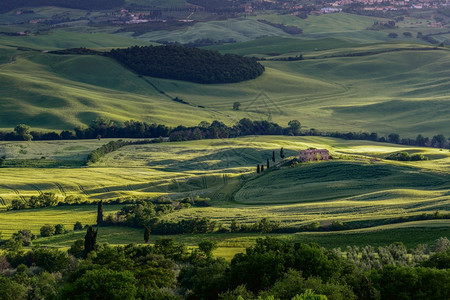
[0,30,152,51]
[0,50,226,130]
[0,136,448,252]
[0,136,448,224]
[136,18,291,43]
[1,30,449,136]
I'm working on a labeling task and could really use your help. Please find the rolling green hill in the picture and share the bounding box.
[0,136,448,222]
[0,136,448,249]
[0,41,449,137]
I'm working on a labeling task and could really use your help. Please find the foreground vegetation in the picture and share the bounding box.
[0,230,449,299]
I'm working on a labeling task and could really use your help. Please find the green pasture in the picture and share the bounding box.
[0,204,123,237]
[136,18,290,43]
[0,30,151,51]
[0,137,448,233]
[0,136,448,254]
[249,13,380,36]
[1,38,449,136]
[0,136,449,202]
[0,50,224,130]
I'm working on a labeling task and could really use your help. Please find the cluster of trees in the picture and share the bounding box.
[182,38,237,47]
[0,118,447,152]
[9,193,59,210]
[327,131,448,149]
[108,45,265,84]
[368,20,397,30]
[101,198,285,235]
[75,118,170,140]
[0,118,170,141]
[0,0,125,13]
[257,20,303,34]
[40,224,67,237]
[86,138,163,164]
[1,226,449,300]
[103,201,181,228]
[169,119,301,142]
[7,193,173,211]
[385,152,427,161]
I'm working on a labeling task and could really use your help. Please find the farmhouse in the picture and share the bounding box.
[299,149,329,162]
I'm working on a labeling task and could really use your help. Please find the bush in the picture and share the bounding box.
[410,154,428,161]
[386,152,410,161]
[40,224,56,237]
[54,224,66,235]
[74,221,83,231]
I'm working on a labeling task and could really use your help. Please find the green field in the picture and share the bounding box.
[1,40,449,136]
[0,136,448,252]
[0,11,449,135]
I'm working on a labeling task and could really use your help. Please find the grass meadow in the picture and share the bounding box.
[0,136,448,256]
[1,29,450,136]
[0,14,444,138]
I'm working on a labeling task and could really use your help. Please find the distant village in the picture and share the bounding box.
[12,0,450,30]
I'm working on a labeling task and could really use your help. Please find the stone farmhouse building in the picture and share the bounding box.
[299,149,329,162]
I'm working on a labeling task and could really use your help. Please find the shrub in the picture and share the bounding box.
[54,224,66,235]
[386,152,410,161]
[40,224,56,237]
[410,154,428,161]
[74,221,83,231]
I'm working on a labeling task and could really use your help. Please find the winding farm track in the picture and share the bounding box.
[54,182,66,197]
[0,184,25,201]
[77,184,90,196]
[30,184,43,195]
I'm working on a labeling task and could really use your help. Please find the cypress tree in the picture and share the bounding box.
[267,158,270,169]
[261,165,264,172]
[272,151,275,162]
[144,226,150,244]
[84,226,98,258]
[280,147,285,159]
[97,200,103,225]
[257,164,260,173]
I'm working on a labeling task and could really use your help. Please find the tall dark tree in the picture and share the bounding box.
[144,226,150,244]
[261,165,264,172]
[272,151,276,162]
[14,124,33,141]
[416,134,428,146]
[267,158,270,169]
[84,226,97,258]
[97,200,103,226]
[257,164,260,174]
[280,147,285,159]
[288,120,301,135]
[388,133,400,144]
[431,134,447,148]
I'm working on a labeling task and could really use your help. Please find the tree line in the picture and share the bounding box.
[0,0,125,13]
[0,118,448,150]
[98,197,449,235]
